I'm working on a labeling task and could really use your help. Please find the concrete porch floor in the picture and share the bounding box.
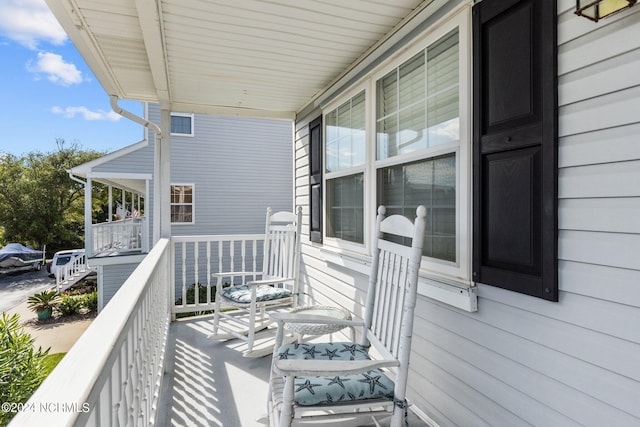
[158,315,431,427]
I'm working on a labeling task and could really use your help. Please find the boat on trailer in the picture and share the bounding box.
[0,243,45,273]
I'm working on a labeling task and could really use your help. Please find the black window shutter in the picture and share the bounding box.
[309,116,323,243]
[472,0,558,301]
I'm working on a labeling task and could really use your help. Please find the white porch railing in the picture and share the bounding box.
[10,239,171,426]
[92,217,148,256]
[8,233,269,426]
[55,253,95,291]
[171,234,265,316]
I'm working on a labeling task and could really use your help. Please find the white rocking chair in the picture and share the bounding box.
[210,207,302,357]
[268,205,427,427]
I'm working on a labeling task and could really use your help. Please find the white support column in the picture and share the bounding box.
[144,180,150,252]
[108,185,113,222]
[85,177,93,257]
[154,107,172,242]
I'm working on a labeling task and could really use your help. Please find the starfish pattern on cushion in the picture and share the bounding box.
[358,372,389,394]
[295,379,323,395]
[327,376,350,389]
[303,345,321,359]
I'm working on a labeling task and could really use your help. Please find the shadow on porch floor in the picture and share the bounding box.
[158,315,430,426]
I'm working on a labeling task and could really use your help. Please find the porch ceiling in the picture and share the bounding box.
[45,0,435,120]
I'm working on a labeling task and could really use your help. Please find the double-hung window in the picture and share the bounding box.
[170,184,194,224]
[324,91,367,246]
[376,25,468,279]
[322,10,470,283]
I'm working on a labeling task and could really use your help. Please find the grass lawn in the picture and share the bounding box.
[42,352,66,376]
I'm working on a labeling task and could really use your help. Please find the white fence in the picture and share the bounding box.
[10,239,171,426]
[171,234,265,316]
[92,218,147,256]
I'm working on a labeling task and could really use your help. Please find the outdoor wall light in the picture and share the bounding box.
[575,0,637,21]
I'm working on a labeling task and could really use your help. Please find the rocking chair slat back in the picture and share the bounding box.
[365,206,426,361]
[263,211,300,283]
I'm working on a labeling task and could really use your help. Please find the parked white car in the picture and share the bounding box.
[49,249,85,278]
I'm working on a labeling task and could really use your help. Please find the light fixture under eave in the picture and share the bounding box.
[576,0,637,22]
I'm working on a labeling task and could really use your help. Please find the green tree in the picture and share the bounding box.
[0,140,107,254]
[0,313,49,426]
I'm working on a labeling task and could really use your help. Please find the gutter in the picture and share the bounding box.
[68,171,86,186]
[109,95,162,136]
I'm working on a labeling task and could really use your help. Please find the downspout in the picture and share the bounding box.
[109,95,164,244]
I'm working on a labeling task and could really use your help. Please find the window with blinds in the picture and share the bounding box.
[170,113,194,136]
[376,28,460,262]
[325,91,366,244]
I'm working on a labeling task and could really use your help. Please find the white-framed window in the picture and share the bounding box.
[170,184,194,224]
[170,113,194,136]
[321,8,471,284]
[324,89,367,246]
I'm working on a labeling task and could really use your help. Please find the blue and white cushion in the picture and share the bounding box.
[220,284,292,304]
[277,342,395,406]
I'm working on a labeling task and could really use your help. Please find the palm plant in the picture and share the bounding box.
[27,290,61,320]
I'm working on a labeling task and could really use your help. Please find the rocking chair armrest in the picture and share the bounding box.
[271,312,362,328]
[245,277,295,286]
[275,359,400,377]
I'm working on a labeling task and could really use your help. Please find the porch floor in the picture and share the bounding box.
[158,315,430,427]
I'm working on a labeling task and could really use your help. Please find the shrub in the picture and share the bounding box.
[82,291,98,312]
[0,313,49,426]
[57,295,83,316]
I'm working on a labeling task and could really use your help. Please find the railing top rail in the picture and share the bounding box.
[171,233,264,242]
[10,238,171,426]
[93,217,146,226]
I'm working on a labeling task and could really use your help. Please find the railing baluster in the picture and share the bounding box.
[206,241,212,305]
[194,242,199,305]
[181,242,187,308]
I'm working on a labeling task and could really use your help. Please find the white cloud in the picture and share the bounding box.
[51,106,122,122]
[27,51,83,86]
[0,0,67,49]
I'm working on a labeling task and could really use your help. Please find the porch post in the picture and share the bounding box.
[108,185,112,222]
[85,177,93,257]
[154,107,172,242]
[144,180,150,252]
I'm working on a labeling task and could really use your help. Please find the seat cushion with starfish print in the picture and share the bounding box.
[276,342,395,406]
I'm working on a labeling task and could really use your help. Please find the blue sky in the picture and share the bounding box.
[0,0,144,156]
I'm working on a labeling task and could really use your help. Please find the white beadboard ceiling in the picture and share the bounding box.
[46,0,441,119]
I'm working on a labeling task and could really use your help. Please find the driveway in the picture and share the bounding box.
[0,268,55,314]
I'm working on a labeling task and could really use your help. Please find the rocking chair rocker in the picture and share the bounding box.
[268,205,427,426]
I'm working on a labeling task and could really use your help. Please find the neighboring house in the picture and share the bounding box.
[70,103,293,309]
[35,0,640,426]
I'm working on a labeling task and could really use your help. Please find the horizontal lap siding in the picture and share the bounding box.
[100,263,139,309]
[293,2,640,425]
[92,144,154,174]
[159,107,294,237]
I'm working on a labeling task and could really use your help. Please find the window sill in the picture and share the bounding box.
[320,247,478,312]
